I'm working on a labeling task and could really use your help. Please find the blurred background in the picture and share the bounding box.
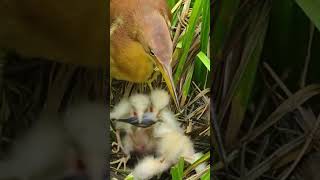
[211,0,320,179]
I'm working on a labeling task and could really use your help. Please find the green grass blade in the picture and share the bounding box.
[167,0,177,10]
[176,40,183,48]
[200,0,210,53]
[124,174,134,180]
[194,0,210,87]
[201,170,210,180]
[181,64,194,106]
[171,157,185,180]
[196,52,210,71]
[174,0,203,83]
[225,1,270,147]
[295,0,320,31]
[171,5,181,27]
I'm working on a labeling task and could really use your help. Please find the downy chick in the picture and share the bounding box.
[126,93,156,155]
[110,98,132,120]
[0,101,107,180]
[129,94,150,123]
[150,89,182,133]
[131,90,206,179]
[110,98,133,154]
[132,124,206,180]
[149,89,170,116]
[111,93,156,157]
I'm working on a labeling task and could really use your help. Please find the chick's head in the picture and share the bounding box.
[129,94,150,123]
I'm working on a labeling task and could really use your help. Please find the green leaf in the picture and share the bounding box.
[181,64,194,106]
[200,0,210,54]
[196,52,210,71]
[171,5,181,27]
[124,174,134,180]
[176,41,183,48]
[167,0,176,9]
[295,0,320,31]
[194,0,211,87]
[170,157,185,180]
[201,170,210,180]
[225,1,270,147]
[174,0,203,83]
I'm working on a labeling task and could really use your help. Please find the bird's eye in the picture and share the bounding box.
[149,49,155,56]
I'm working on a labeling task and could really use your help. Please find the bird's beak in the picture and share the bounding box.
[144,12,179,109]
[116,117,139,125]
[142,112,157,126]
[155,58,180,109]
[116,112,157,128]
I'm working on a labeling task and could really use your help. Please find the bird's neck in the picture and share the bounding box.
[110,39,154,83]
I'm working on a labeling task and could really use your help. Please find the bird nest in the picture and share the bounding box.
[110,77,210,179]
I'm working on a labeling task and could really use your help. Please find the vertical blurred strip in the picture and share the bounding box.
[210,0,240,169]
[225,1,270,148]
[106,0,111,179]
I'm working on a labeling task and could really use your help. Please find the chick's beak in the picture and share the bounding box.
[117,112,157,128]
[154,57,179,109]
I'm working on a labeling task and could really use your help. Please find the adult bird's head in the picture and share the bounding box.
[136,11,179,108]
[110,0,179,108]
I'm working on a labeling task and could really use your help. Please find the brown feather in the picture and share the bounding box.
[110,0,172,83]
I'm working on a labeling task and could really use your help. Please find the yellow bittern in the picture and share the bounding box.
[110,0,179,108]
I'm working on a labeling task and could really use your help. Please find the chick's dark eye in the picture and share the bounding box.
[149,49,155,56]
